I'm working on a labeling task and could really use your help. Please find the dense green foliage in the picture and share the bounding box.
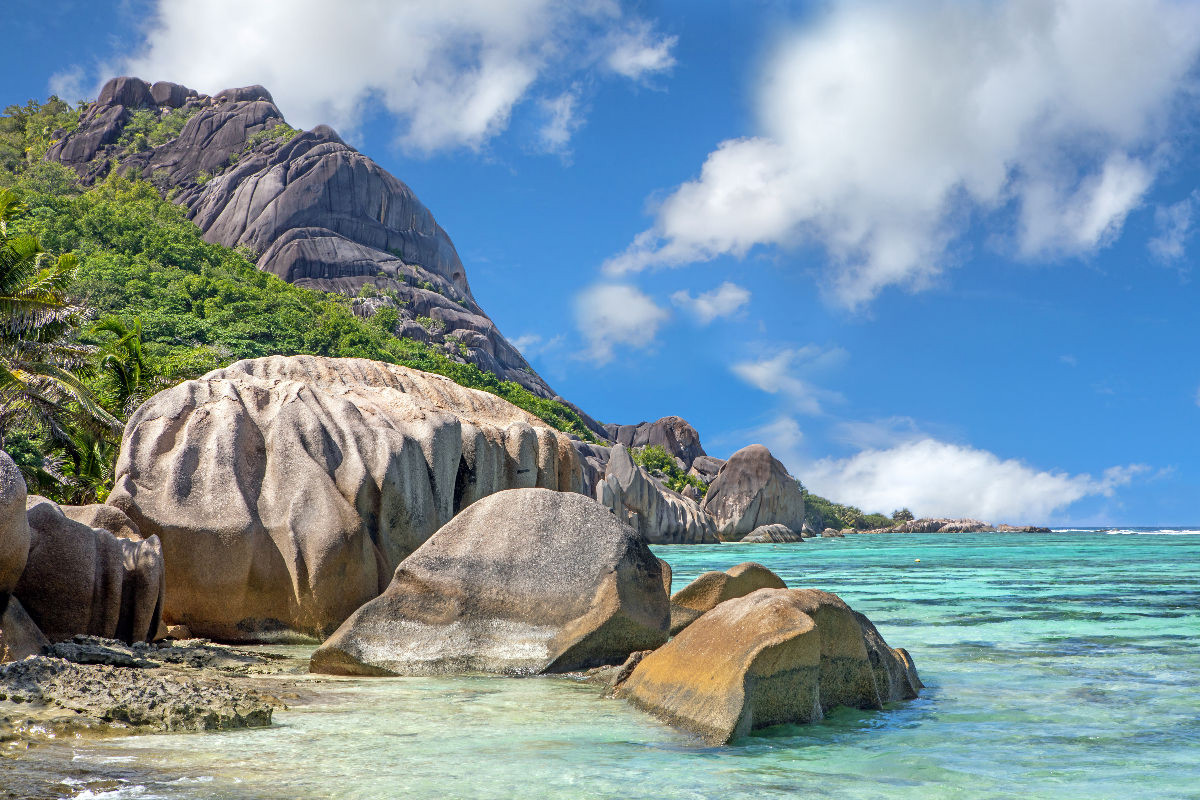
[801,486,891,531]
[0,96,599,502]
[630,444,707,496]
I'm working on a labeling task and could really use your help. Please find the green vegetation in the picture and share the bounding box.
[242,122,298,152]
[630,444,707,497]
[0,96,599,502]
[892,507,914,523]
[801,485,891,531]
[117,105,203,154]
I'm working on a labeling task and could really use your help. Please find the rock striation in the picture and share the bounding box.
[15,497,164,644]
[107,355,584,642]
[46,76,565,403]
[668,562,787,636]
[310,488,668,676]
[701,445,805,540]
[0,451,29,599]
[596,445,718,545]
[618,588,921,743]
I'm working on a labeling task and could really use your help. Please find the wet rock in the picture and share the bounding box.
[619,588,921,744]
[108,355,584,642]
[701,445,805,541]
[311,488,669,676]
[668,562,787,636]
[741,524,803,543]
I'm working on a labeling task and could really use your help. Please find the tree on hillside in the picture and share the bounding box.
[892,508,915,523]
[0,188,120,458]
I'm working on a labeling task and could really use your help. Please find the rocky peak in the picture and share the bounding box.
[46,76,566,404]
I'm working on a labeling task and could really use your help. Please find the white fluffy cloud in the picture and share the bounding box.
[670,281,750,323]
[803,438,1147,521]
[605,0,1200,306]
[574,284,669,364]
[121,0,675,153]
[731,346,846,415]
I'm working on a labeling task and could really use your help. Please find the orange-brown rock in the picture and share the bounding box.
[668,562,786,635]
[107,355,585,642]
[310,488,668,676]
[619,588,921,744]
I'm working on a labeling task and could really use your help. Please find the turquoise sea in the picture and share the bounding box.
[28,531,1200,799]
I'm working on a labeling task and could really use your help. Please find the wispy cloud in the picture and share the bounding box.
[670,281,751,323]
[731,345,846,415]
[1149,191,1199,263]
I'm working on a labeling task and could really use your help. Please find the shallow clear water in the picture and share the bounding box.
[48,532,1200,799]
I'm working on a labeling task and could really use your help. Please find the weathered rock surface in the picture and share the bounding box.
[603,417,707,469]
[0,452,29,597]
[0,597,48,664]
[687,455,726,485]
[596,445,718,545]
[61,503,142,540]
[107,355,584,642]
[668,562,787,636]
[15,497,163,644]
[995,524,1052,533]
[46,76,565,403]
[618,588,921,744]
[0,636,281,735]
[741,524,804,544]
[701,445,805,540]
[311,488,668,676]
[821,527,845,538]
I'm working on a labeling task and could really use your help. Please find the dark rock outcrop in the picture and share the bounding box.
[688,455,725,484]
[107,355,585,642]
[603,417,707,469]
[892,518,995,533]
[618,588,921,744]
[596,444,717,544]
[311,488,669,676]
[668,562,787,636]
[701,445,805,540]
[15,497,164,644]
[46,76,557,400]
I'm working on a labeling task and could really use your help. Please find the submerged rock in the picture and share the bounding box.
[618,588,921,744]
[596,444,718,544]
[668,562,787,636]
[701,445,805,540]
[311,488,669,676]
[107,355,584,642]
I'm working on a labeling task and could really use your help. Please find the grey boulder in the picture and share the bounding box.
[701,445,806,540]
[311,488,669,676]
[741,524,804,543]
[596,444,718,545]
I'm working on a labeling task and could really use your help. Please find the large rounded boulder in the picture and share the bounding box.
[0,451,30,596]
[310,488,669,676]
[700,444,805,540]
[107,355,585,642]
[16,497,164,644]
[619,588,921,744]
[669,562,787,635]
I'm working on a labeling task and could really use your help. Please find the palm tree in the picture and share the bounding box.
[0,188,121,452]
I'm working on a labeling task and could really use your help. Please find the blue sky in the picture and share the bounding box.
[5,0,1200,525]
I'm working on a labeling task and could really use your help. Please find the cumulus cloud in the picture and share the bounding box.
[803,439,1148,521]
[731,346,846,415]
[671,281,751,323]
[605,0,1200,306]
[120,0,675,153]
[574,284,669,364]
